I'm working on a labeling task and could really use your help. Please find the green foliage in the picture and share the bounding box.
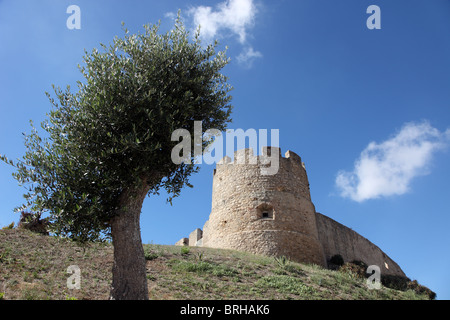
[338,260,368,279]
[194,251,204,262]
[170,259,237,277]
[274,255,303,275]
[0,13,232,242]
[406,280,436,300]
[180,246,190,255]
[336,260,436,300]
[144,248,159,261]
[379,275,436,300]
[0,248,13,264]
[274,255,290,268]
[144,242,168,260]
[256,275,315,296]
[1,222,15,230]
[380,274,408,291]
[0,292,4,300]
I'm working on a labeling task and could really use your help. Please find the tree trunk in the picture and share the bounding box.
[110,183,150,300]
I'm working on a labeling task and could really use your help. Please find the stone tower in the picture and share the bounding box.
[176,147,407,278]
[201,147,326,266]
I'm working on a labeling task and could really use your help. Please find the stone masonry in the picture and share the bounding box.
[176,147,406,277]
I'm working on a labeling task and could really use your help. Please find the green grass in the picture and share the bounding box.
[170,260,238,277]
[256,275,316,296]
[0,228,434,300]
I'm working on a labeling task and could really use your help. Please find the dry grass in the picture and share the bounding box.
[0,228,431,300]
[0,228,112,300]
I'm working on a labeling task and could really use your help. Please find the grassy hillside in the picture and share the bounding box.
[0,228,433,300]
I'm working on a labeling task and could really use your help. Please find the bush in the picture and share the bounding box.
[350,260,368,268]
[1,222,15,230]
[274,255,290,268]
[381,274,410,291]
[338,262,437,300]
[180,247,190,255]
[17,212,49,235]
[406,280,436,300]
[339,261,367,279]
[143,246,159,261]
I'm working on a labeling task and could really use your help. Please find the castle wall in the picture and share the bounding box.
[175,147,406,279]
[189,228,203,247]
[316,212,406,277]
[175,238,188,246]
[201,147,326,266]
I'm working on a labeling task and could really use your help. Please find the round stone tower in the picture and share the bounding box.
[201,147,326,266]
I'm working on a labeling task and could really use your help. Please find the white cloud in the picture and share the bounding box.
[187,0,262,67]
[189,0,257,44]
[236,46,262,67]
[336,121,450,202]
[164,11,176,20]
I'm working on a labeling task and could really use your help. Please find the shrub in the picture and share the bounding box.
[274,255,290,268]
[338,261,367,279]
[180,246,190,255]
[406,280,436,300]
[17,212,49,235]
[381,274,410,291]
[194,251,204,261]
[143,247,159,261]
[1,222,15,230]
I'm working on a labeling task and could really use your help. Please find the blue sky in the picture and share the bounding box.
[0,0,449,299]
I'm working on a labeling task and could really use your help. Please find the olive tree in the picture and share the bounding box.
[0,16,232,300]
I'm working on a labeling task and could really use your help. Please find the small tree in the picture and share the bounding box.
[0,15,232,300]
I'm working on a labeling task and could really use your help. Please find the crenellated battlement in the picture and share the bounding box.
[214,147,306,177]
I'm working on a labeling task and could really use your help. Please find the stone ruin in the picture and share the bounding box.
[176,147,406,277]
